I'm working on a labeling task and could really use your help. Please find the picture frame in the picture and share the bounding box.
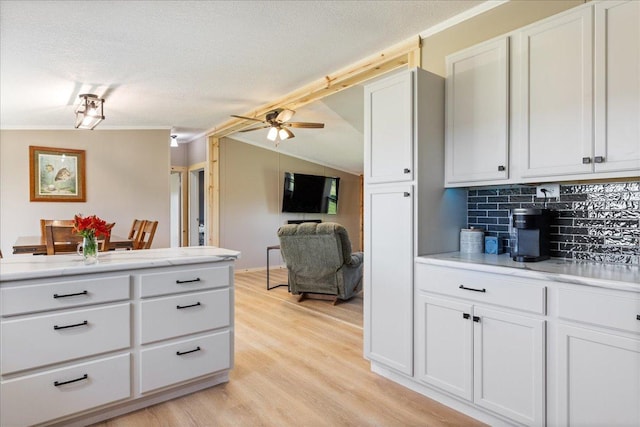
[29,146,86,202]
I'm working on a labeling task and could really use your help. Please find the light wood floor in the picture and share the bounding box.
[92,269,485,427]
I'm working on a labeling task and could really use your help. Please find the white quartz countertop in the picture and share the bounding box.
[0,246,241,282]
[417,252,640,292]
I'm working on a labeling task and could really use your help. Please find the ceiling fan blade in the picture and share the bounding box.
[276,109,295,123]
[239,125,271,132]
[285,122,325,129]
[231,114,265,123]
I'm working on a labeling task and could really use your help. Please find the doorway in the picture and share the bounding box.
[189,163,206,246]
[170,167,188,247]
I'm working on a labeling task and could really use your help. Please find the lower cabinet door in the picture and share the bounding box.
[139,330,231,393]
[415,294,473,400]
[557,324,640,427]
[473,307,545,426]
[0,353,131,427]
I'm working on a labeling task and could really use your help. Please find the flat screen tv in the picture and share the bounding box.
[282,172,340,214]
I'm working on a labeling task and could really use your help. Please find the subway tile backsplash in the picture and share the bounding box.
[467,180,640,265]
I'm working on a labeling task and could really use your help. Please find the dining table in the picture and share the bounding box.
[12,235,134,255]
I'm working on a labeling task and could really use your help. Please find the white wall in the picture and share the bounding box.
[0,129,171,256]
[219,137,361,270]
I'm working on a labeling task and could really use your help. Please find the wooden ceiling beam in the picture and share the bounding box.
[206,35,421,139]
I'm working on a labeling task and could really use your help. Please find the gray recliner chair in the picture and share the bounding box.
[277,222,363,304]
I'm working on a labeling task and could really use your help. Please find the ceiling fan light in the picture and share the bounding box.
[279,127,294,140]
[267,126,278,141]
[276,109,294,123]
[170,135,178,147]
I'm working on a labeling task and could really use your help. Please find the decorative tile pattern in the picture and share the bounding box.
[467,181,640,265]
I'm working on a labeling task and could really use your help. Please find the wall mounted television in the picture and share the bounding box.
[282,172,340,214]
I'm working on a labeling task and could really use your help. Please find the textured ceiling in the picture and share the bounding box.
[0,0,489,173]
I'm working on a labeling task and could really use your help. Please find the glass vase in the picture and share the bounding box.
[78,235,99,264]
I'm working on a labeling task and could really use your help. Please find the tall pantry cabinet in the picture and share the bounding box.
[363,68,466,375]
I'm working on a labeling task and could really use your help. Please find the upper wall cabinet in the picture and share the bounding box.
[593,0,640,174]
[364,72,414,184]
[517,6,594,179]
[445,37,510,186]
[517,1,640,180]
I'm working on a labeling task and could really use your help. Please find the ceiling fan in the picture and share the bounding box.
[231,108,324,144]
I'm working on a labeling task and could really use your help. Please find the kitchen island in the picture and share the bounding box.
[0,246,240,427]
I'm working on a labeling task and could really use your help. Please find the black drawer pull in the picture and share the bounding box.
[403,168,411,174]
[53,290,88,299]
[636,314,640,321]
[463,313,470,319]
[54,374,88,386]
[54,320,88,330]
[473,316,481,323]
[176,346,201,356]
[582,157,592,164]
[176,302,201,310]
[176,278,201,284]
[498,165,506,171]
[459,285,486,293]
[404,192,410,197]
[594,156,605,163]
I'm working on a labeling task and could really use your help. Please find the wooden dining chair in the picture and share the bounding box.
[128,219,145,240]
[40,219,74,242]
[44,225,84,255]
[134,220,158,249]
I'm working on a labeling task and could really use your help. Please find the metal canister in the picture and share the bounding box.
[460,228,484,253]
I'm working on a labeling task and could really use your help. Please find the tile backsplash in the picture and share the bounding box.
[467,180,640,265]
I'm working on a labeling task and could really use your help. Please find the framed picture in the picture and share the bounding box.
[29,146,86,202]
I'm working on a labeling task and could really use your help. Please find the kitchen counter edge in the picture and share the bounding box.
[416,252,639,293]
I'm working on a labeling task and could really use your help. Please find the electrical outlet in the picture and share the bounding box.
[536,183,560,198]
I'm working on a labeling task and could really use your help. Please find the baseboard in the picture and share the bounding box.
[370,362,518,427]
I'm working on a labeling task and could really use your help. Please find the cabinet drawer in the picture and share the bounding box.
[140,289,230,344]
[0,353,131,427]
[1,275,130,317]
[416,264,546,314]
[139,331,231,393]
[139,265,230,297]
[1,303,130,374]
[558,286,640,335]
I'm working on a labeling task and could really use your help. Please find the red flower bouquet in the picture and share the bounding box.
[73,214,112,239]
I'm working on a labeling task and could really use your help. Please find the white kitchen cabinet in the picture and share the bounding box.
[415,264,546,426]
[365,185,414,375]
[364,68,466,377]
[445,37,510,186]
[594,0,640,174]
[416,294,473,400]
[517,6,594,178]
[0,248,237,427]
[555,284,640,427]
[364,71,414,184]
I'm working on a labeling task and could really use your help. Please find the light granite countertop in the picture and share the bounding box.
[0,246,241,282]
[417,252,640,293]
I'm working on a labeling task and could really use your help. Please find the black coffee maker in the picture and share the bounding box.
[510,208,553,262]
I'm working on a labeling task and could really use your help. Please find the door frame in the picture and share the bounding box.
[170,166,188,246]
[188,162,207,246]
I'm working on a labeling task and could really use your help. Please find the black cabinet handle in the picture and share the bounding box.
[403,192,410,197]
[54,374,88,386]
[176,302,201,310]
[473,316,481,323]
[594,156,605,163]
[459,285,486,293]
[176,346,201,356]
[463,313,470,319]
[582,157,592,164]
[54,320,88,330]
[53,290,88,299]
[403,168,411,174]
[176,278,201,284]
[498,165,506,171]
[636,315,640,321]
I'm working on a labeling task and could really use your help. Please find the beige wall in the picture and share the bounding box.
[0,129,171,256]
[422,0,585,76]
[219,137,361,270]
